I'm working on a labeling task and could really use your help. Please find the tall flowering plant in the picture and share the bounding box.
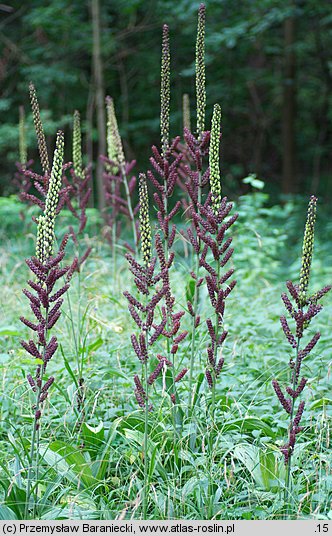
[20,131,74,518]
[102,96,138,258]
[191,104,237,410]
[272,195,331,514]
[63,110,92,270]
[124,173,187,517]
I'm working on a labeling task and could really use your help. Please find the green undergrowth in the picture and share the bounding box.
[0,192,331,520]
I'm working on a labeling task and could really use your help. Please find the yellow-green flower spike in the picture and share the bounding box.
[42,131,65,260]
[183,94,191,131]
[73,110,83,179]
[209,104,222,215]
[36,215,46,263]
[106,96,125,167]
[160,24,170,157]
[19,105,27,166]
[196,4,206,139]
[105,96,119,174]
[139,173,152,267]
[299,195,317,304]
[29,82,50,176]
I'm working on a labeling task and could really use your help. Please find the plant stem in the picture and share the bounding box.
[211,261,221,420]
[284,336,301,519]
[121,164,137,255]
[187,169,202,408]
[25,390,40,519]
[143,360,149,519]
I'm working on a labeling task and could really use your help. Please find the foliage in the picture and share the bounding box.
[1,1,332,523]
[0,190,331,520]
[1,0,332,197]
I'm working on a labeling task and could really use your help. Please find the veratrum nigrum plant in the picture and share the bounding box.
[125,174,188,411]
[178,4,212,401]
[102,96,138,257]
[146,24,188,408]
[272,195,331,515]
[20,131,74,518]
[192,104,237,409]
[61,110,93,432]
[18,84,72,217]
[63,110,92,271]
[29,82,50,177]
[124,173,188,518]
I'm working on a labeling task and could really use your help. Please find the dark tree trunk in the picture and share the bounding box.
[91,0,106,210]
[282,13,297,194]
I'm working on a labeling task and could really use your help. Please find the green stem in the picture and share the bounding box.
[112,223,117,284]
[143,360,149,519]
[25,390,40,519]
[25,307,49,519]
[121,164,137,255]
[284,336,301,519]
[187,170,202,408]
[211,261,221,421]
[207,248,221,519]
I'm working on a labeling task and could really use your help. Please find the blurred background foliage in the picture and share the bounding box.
[0,0,332,204]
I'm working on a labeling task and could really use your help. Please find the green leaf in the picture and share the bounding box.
[223,417,275,438]
[186,278,196,303]
[243,174,265,190]
[0,327,21,337]
[92,420,120,481]
[42,441,96,489]
[234,444,284,491]
[310,398,332,410]
[0,505,17,520]
[81,422,105,458]
[80,337,103,355]
[123,429,168,481]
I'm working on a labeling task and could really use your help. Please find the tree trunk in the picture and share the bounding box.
[282,13,297,194]
[91,0,106,210]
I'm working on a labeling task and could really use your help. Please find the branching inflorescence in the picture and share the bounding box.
[102,96,138,255]
[125,174,188,411]
[21,131,75,517]
[193,105,237,395]
[21,132,72,426]
[272,196,331,494]
[146,24,189,405]
[63,110,92,270]
[29,82,50,177]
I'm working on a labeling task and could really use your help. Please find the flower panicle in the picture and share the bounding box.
[29,82,50,176]
[182,93,191,132]
[299,195,317,305]
[73,110,83,179]
[19,105,27,166]
[209,104,222,215]
[139,173,152,267]
[160,24,170,157]
[105,96,120,173]
[38,131,65,262]
[274,196,330,464]
[196,3,206,138]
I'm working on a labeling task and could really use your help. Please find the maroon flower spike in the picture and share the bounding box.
[273,201,330,466]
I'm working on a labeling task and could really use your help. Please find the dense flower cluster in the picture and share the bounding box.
[194,196,237,388]
[63,110,92,270]
[125,174,187,409]
[102,96,138,253]
[273,196,331,464]
[196,4,206,138]
[21,132,73,429]
[29,82,50,176]
[160,24,171,157]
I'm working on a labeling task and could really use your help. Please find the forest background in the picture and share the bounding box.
[1,0,332,205]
